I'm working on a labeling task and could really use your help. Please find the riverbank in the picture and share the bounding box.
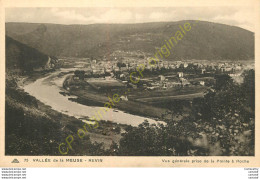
[23,70,162,126]
[6,70,129,155]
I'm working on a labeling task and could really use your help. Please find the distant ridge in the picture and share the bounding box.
[6,20,254,60]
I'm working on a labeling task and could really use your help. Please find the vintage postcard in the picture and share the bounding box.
[0,0,260,167]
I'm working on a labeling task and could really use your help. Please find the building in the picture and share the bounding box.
[120,95,128,101]
[199,81,205,86]
[177,72,184,78]
[159,75,166,81]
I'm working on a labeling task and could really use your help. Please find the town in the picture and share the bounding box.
[61,50,254,120]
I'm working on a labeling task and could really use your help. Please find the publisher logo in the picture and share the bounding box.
[11,158,19,163]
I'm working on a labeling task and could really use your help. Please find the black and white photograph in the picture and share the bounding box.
[3,5,256,160]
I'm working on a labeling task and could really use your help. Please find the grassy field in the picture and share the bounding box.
[134,92,204,103]
[86,78,125,89]
[70,88,168,120]
[128,86,207,100]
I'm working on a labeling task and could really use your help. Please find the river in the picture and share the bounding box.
[23,69,162,127]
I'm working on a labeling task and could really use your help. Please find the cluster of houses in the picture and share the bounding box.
[143,73,193,91]
[72,55,251,91]
[85,56,247,76]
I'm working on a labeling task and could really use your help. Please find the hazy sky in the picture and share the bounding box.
[5,7,255,31]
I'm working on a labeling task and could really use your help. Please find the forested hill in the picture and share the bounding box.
[6,36,54,72]
[6,21,254,60]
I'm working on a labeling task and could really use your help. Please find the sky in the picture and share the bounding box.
[5,7,255,31]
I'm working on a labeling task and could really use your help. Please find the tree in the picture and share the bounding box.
[74,70,85,80]
[190,72,254,155]
[242,69,255,111]
[118,120,205,156]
